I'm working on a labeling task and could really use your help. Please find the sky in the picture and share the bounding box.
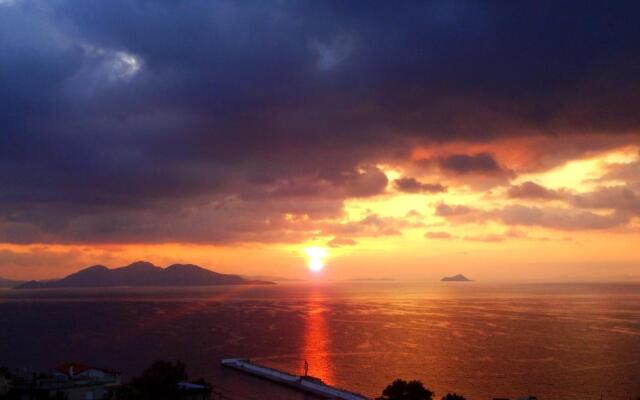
[1,0,640,282]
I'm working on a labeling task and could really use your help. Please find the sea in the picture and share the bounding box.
[0,282,639,400]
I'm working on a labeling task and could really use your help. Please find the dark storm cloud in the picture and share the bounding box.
[507,181,562,200]
[438,153,511,176]
[599,160,640,191]
[393,177,447,194]
[434,201,632,231]
[435,203,477,217]
[2,0,640,244]
[506,182,640,217]
[571,186,640,215]
[496,205,629,230]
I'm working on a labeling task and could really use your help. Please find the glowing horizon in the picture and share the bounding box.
[2,143,639,283]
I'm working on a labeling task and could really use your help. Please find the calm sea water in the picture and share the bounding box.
[0,282,639,400]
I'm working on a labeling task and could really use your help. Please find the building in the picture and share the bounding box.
[45,363,121,400]
[12,363,121,400]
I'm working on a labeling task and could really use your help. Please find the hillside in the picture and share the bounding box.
[16,261,273,289]
[0,277,24,288]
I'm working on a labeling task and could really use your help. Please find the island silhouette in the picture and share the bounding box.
[440,274,472,282]
[0,277,24,288]
[15,261,273,289]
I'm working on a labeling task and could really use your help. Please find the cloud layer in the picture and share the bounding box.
[1,1,640,246]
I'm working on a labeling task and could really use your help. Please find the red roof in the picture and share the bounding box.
[55,362,91,375]
[54,362,120,376]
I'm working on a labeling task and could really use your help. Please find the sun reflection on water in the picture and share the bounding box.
[301,288,334,384]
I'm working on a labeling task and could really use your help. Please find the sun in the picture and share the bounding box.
[304,246,328,272]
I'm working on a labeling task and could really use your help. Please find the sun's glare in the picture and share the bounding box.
[304,246,328,272]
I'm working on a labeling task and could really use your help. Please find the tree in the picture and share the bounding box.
[0,367,11,379]
[442,394,466,400]
[377,379,434,400]
[112,360,213,400]
[120,360,187,400]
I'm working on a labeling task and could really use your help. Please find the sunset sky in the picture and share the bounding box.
[1,1,640,282]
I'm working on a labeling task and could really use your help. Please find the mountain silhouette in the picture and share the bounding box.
[440,274,472,282]
[15,261,273,289]
[0,277,24,288]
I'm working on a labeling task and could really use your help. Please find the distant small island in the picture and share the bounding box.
[15,261,274,289]
[441,274,472,282]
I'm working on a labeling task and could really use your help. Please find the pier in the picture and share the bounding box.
[220,358,369,400]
